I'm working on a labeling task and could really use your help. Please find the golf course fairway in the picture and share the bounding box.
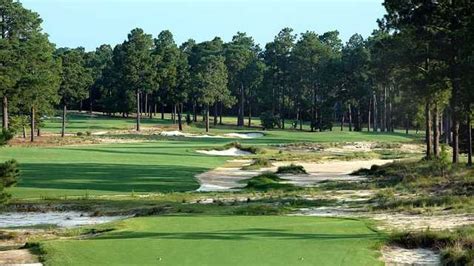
[40,216,383,265]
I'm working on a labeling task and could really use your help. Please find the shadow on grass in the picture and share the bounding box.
[97,228,381,241]
[17,163,204,193]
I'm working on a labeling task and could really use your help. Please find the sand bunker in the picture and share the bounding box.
[196,148,252,156]
[0,212,125,228]
[382,246,440,266]
[196,159,392,191]
[223,133,264,139]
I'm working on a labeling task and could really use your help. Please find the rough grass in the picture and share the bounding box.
[276,164,307,174]
[389,227,474,265]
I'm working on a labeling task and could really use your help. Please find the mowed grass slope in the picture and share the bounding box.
[41,216,383,266]
[0,141,227,199]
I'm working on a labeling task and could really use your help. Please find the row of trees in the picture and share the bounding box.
[0,0,472,164]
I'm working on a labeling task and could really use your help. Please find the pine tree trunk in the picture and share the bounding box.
[219,102,223,125]
[238,83,244,127]
[22,126,26,139]
[340,110,344,131]
[373,93,377,132]
[425,102,432,159]
[192,102,197,122]
[444,109,450,144]
[61,104,67,137]
[177,104,183,131]
[136,92,141,131]
[161,104,165,120]
[145,94,148,117]
[405,114,409,135]
[30,106,35,142]
[173,104,177,124]
[348,104,353,132]
[248,104,252,127]
[37,127,40,137]
[383,87,387,132]
[433,103,440,158]
[452,119,459,163]
[213,103,218,126]
[368,98,371,132]
[467,112,472,166]
[2,95,8,129]
[205,104,210,133]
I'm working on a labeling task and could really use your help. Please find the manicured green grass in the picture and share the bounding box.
[41,216,383,266]
[44,112,420,143]
[0,141,228,199]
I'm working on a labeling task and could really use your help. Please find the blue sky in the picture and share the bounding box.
[22,0,386,51]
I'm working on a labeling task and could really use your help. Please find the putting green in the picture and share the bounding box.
[41,216,383,265]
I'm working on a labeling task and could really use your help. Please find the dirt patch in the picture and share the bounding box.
[382,246,440,266]
[0,249,41,265]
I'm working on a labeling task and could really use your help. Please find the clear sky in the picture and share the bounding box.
[22,0,386,51]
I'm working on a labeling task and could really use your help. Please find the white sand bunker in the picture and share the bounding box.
[382,246,440,266]
[196,147,252,156]
[196,159,392,192]
[224,133,264,139]
[0,212,125,228]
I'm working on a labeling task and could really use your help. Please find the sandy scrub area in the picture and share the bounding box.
[381,246,441,266]
[0,212,126,228]
[196,159,392,191]
[0,249,42,265]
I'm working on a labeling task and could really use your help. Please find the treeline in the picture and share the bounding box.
[0,0,472,164]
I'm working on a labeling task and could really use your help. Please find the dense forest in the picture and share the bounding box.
[0,0,472,164]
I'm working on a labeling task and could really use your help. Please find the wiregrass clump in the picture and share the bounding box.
[244,172,295,191]
[241,158,273,170]
[276,164,307,174]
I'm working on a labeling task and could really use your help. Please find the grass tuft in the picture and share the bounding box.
[276,164,307,174]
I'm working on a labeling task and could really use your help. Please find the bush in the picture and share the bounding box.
[76,132,84,136]
[0,159,20,205]
[0,129,14,146]
[276,164,307,174]
[244,172,294,190]
[241,158,272,170]
[260,111,280,130]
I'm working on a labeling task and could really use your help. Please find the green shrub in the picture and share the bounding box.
[0,128,14,146]
[0,159,20,205]
[76,132,84,136]
[276,164,307,174]
[242,158,272,170]
[260,111,280,129]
